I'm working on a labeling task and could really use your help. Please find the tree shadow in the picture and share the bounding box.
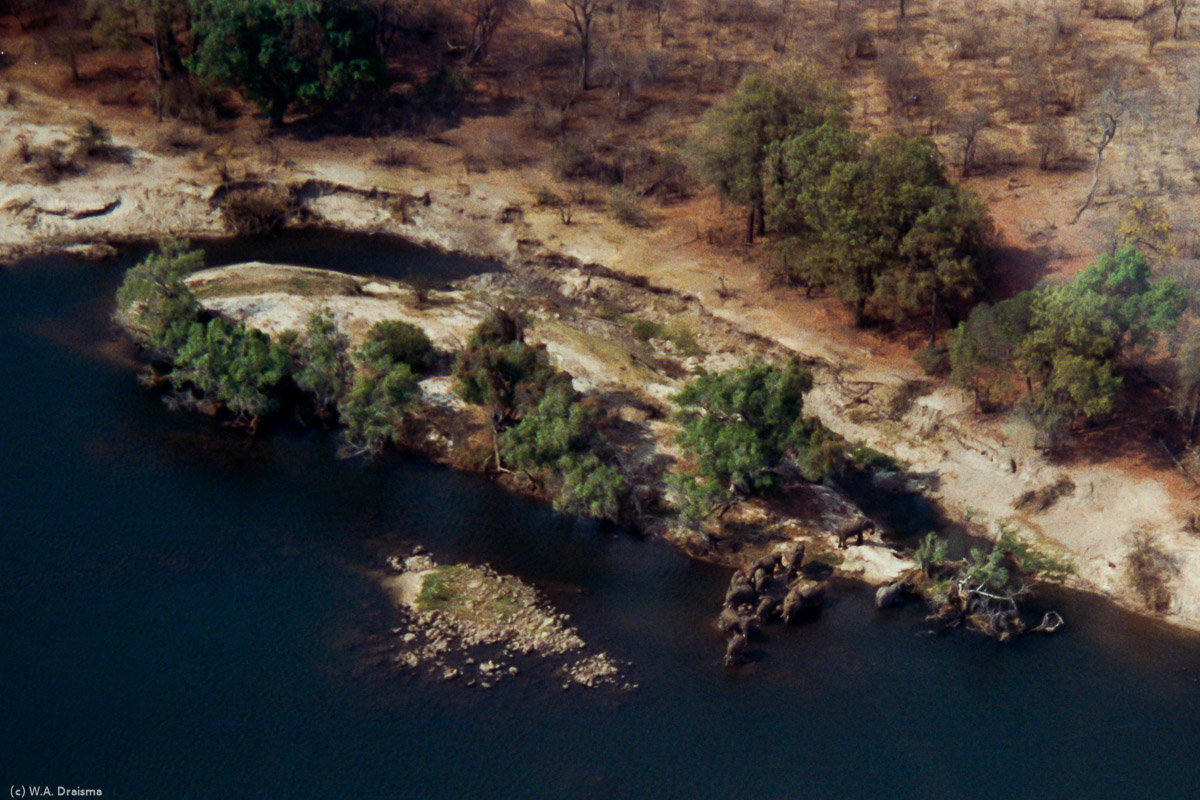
[985,241,1054,300]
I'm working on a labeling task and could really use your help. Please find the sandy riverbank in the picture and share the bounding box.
[3,84,1197,632]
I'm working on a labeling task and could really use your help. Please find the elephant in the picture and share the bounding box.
[717,607,748,635]
[752,552,781,574]
[874,580,908,609]
[754,595,780,622]
[724,633,748,667]
[835,518,876,549]
[724,577,757,609]
[751,566,772,593]
[781,582,824,624]
[783,543,806,582]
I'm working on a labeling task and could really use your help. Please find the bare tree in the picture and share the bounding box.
[1144,9,1171,53]
[955,104,991,177]
[465,0,525,65]
[1032,116,1070,170]
[645,0,672,44]
[1072,90,1127,223]
[362,0,413,55]
[1171,0,1190,37]
[599,44,666,120]
[34,7,89,83]
[553,0,609,90]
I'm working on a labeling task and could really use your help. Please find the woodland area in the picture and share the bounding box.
[2,0,1200,476]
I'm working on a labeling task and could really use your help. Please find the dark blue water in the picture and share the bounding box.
[3,234,1200,800]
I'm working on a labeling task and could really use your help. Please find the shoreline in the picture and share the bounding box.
[2,97,1195,634]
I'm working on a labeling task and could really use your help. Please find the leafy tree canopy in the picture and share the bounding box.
[171,316,291,421]
[948,246,1186,441]
[114,239,203,354]
[775,133,992,328]
[500,382,594,470]
[555,452,625,522]
[499,381,627,522]
[337,362,420,453]
[357,318,434,373]
[188,0,386,123]
[453,309,568,415]
[292,307,352,412]
[673,361,838,494]
[1072,245,1188,355]
[693,62,849,239]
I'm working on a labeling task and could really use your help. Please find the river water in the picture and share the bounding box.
[2,233,1200,799]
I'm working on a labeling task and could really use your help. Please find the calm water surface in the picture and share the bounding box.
[2,233,1199,799]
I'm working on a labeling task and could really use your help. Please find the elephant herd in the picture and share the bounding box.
[717,542,825,667]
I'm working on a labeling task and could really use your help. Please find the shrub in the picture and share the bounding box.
[673,361,840,493]
[292,308,352,411]
[220,186,297,235]
[338,362,421,453]
[1126,531,1178,613]
[73,118,112,157]
[170,316,291,422]
[534,187,562,207]
[556,138,595,179]
[376,143,418,168]
[662,319,702,356]
[997,526,1074,580]
[915,343,950,376]
[114,240,204,353]
[358,319,434,373]
[630,318,664,341]
[848,443,905,471]
[469,307,527,348]
[453,311,566,414]
[413,66,468,120]
[913,533,950,574]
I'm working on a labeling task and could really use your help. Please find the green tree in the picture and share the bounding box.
[114,240,203,354]
[500,382,593,470]
[784,134,991,328]
[665,471,729,527]
[188,0,386,124]
[693,63,849,243]
[292,307,352,412]
[499,382,627,522]
[948,247,1186,443]
[337,362,420,453]
[765,120,863,243]
[453,309,566,416]
[672,361,837,494]
[1015,285,1124,424]
[913,533,950,575]
[171,317,291,423]
[1072,246,1187,357]
[555,452,625,522]
[357,318,434,373]
[946,294,1032,411]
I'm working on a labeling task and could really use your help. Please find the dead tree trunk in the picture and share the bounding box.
[1072,112,1117,224]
